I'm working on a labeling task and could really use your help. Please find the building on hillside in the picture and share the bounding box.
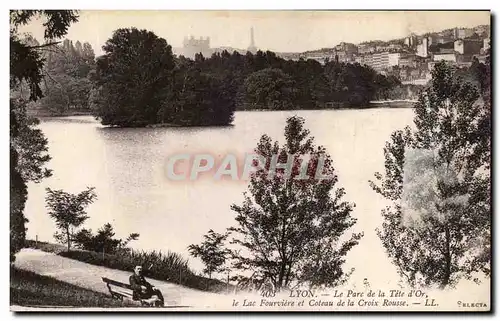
[416,37,429,57]
[483,38,491,53]
[428,41,454,55]
[357,51,401,72]
[388,43,404,51]
[398,54,418,68]
[432,52,457,63]
[454,27,475,40]
[305,55,331,65]
[438,48,456,55]
[335,50,356,63]
[410,69,420,79]
[426,34,437,46]
[332,42,358,63]
[335,42,358,55]
[357,43,376,54]
[435,33,455,44]
[182,36,212,59]
[474,25,490,37]
[388,52,401,66]
[404,33,417,48]
[453,39,465,54]
[399,68,408,79]
[454,38,483,55]
[275,52,301,61]
[401,73,432,85]
[476,54,489,64]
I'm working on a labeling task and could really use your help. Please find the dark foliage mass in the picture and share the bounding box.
[38,39,96,114]
[90,30,402,127]
[10,10,78,262]
[18,23,404,127]
[186,50,401,111]
[92,28,176,126]
[73,223,139,255]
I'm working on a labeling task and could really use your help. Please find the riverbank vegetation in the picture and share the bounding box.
[18,25,415,125]
[90,28,407,127]
[10,35,96,116]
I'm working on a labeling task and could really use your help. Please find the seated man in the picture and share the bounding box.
[129,265,164,307]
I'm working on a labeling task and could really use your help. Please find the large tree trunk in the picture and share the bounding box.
[66,225,71,251]
[278,260,286,289]
[441,226,451,289]
[284,264,292,287]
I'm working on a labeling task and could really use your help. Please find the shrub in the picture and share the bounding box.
[59,248,230,292]
[25,239,66,254]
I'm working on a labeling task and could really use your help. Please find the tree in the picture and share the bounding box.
[73,223,139,254]
[92,28,175,127]
[370,61,491,288]
[285,59,328,109]
[229,116,363,290]
[39,39,96,114]
[10,10,79,262]
[323,61,381,107]
[168,66,235,126]
[188,230,230,279]
[242,68,299,110]
[10,146,27,263]
[45,187,97,251]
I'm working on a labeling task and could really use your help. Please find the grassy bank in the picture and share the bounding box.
[25,240,233,293]
[11,268,132,308]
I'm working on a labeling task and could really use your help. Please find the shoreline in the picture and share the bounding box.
[31,103,415,120]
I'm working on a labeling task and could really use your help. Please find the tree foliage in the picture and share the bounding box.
[242,68,299,110]
[92,28,175,127]
[45,187,97,251]
[370,61,491,288]
[229,116,363,290]
[198,50,397,110]
[73,223,139,254]
[92,42,399,127]
[10,10,78,262]
[188,230,231,279]
[168,65,235,126]
[39,39,96,114]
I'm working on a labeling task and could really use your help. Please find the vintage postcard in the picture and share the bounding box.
[9,10,491,312]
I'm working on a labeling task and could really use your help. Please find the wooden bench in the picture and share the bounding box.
[101,277,161,307]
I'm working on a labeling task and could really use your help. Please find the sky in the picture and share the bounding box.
[18,10,490,56]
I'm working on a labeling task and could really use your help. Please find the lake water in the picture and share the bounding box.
[25,109,416,288]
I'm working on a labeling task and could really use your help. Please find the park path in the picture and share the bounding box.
[14,248,230,309]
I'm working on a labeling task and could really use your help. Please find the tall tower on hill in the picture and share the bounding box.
[248,27,257,53]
